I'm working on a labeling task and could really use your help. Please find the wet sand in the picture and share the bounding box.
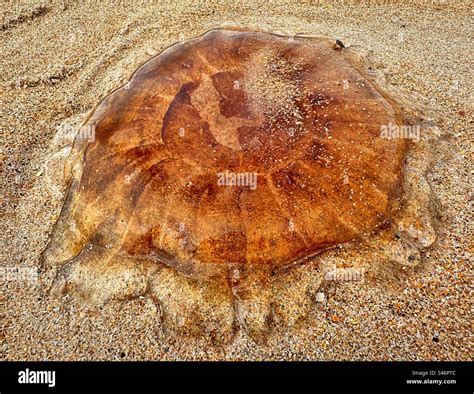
[1,0,472,360]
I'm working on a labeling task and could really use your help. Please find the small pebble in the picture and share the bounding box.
[315,292,325,303]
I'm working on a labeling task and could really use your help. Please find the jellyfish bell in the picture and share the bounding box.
[41,28,436,341]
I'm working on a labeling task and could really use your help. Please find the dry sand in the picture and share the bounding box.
[1,0,472,360]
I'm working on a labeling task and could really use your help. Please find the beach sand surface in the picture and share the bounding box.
[1,0,472,360]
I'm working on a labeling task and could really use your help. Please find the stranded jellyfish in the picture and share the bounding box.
[42,28,436,341]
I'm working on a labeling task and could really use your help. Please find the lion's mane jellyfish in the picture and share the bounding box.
[42,28,437,341]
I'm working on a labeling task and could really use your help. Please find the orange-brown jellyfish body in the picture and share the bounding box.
[42,28,415,340]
